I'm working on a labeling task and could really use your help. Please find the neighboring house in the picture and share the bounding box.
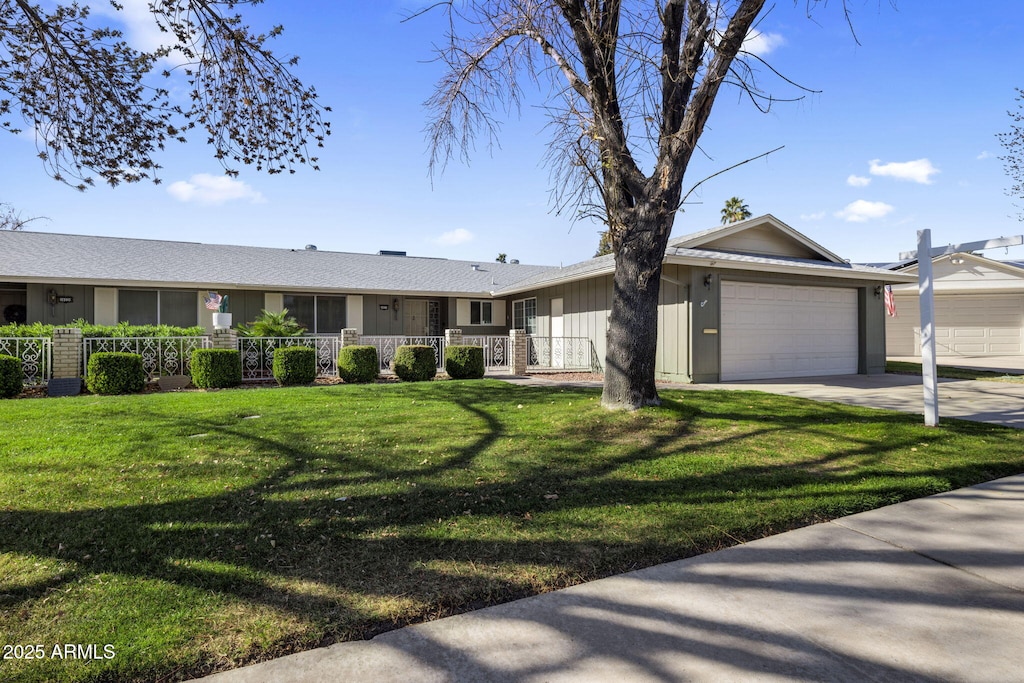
[0,214,913,382]
[885,252,1024,358]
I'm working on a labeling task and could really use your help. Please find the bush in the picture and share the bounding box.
[0,320,205,339]
[445,345,485,380]
[272,346,317,386]
[391,345,437,382]
[337,345,379,383]
[86,352,145,395]
[0,354,23,398]
[191,349,242,389]
[236,309,306,337]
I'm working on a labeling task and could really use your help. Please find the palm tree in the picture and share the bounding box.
[721,197,752,225]
[236,309,306,337]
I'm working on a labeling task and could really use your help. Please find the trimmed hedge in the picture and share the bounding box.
[445,345,485,380]
[0,320,205,339]
[273,346,317,386]
[337,345,379,383]
[391,345,437,382]
[86,352,145,395]
[191,349,242,389]
[0,354,22,398]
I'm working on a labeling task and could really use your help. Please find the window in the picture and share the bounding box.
[512,298,537,334]
[282,294,347,334]
[117,290,198,326]
[470,300,492,325]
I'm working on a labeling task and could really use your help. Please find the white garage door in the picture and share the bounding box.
[886,294,1024,357]
[721,282,859,381]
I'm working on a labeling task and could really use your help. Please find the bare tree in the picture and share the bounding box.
[0,0,330,190]
[423,0,860,410]
[999,87,1024,220]
[0,202,46,230]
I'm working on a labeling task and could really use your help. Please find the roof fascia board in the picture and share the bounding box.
[665,254,917,282]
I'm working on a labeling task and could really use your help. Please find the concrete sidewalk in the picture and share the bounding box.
[198,474,1024,682]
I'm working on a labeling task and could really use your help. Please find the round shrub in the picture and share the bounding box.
[445,345,485,380]
[273,346,317,386]
[391,345,437,382]
[0,354,23,398]
[191,348,242,389]
[86,352,145,395]
[338,345,379,383]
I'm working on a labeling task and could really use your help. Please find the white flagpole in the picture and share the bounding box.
[917,229,939,427]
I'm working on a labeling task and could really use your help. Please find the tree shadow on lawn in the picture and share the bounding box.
[1,382,1023,681]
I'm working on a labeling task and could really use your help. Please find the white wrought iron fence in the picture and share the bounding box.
[0,337,51,386]
[359,336,446,373]
[238,336,341,380]
[463,335,511,370]
[527,336,599,371]
[83,336,210,381]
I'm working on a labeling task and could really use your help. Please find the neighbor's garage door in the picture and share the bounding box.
[721,282,859,381]
[886,293,1024,357]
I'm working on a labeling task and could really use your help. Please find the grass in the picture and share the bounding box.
[886,360,1024,382]
[2,380,1024,682]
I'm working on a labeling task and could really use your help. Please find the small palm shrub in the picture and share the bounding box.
[191,349,242,388]
[445,345,485,379]
[86,352,145,395]
[236,309,306,337]
[391,345,437,382]
[337,345,378,383]
[0,354,23,398]
[273,346,317,386]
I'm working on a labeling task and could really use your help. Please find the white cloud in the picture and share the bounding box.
[743,30,785,56]
[846,175,872,187]
[433,228,474,246]
[800,211,826,221]
[977,151,993,160]
[835,200,894,223]
[167,174,266,205]
[868,158,939,184]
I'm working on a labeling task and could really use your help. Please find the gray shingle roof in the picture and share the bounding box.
[0,230,555,296]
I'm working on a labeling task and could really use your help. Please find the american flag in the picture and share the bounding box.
[883,284,897,317]
[204,292,223,311]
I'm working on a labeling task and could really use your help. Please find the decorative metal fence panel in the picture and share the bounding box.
[527,336,599,371]
[83,336,210,381]
[359,336,446,373]
[463,335,510,370]
[238,336,341,380]
[0,337,51,386]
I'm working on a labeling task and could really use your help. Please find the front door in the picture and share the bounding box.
[404,299,429,336]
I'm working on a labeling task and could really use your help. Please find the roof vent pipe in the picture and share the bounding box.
[471,264,480,271]
[509,259,519,264]
[305,244,317,251]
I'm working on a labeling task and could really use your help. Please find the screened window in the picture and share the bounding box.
[283,295,315,332]
[512,298,537,334]
[470,300,492,325]
[159,290,197,328]
[282,294,347,334]
[118,290,158,325]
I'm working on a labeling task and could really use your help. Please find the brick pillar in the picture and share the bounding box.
[52,327,83,379]
[509,329,528,376]
[445,328,464,347]
[340,328,359,347]
[211,328,238,350]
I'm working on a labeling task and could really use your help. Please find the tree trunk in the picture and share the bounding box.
[601,209,672,410]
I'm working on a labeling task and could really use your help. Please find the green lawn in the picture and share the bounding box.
[2,380,1023,682]
[887,360,1024,382]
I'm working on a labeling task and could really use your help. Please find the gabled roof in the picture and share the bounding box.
[0,230,555,296]
[495,215,913,295]
[888,251,1024,279]
[667,214,847,264]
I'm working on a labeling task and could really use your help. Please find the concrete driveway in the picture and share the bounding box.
[691,373,1024,429]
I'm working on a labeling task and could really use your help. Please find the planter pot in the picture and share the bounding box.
[212,312,233,330]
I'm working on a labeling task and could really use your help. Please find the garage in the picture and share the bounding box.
[720,281,859,380]
[886,293,1024,357]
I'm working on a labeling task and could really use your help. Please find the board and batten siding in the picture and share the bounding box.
[506,266,693,380]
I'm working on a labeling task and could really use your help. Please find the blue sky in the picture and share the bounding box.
[3,1,1024,266]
